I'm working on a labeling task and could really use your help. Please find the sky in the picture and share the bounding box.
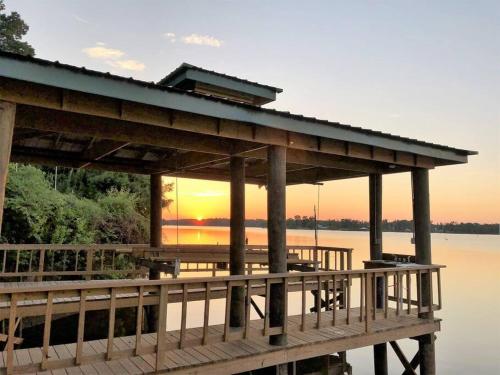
[6,0,499,223]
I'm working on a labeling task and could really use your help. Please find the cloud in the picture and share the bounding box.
[106,59,145,72]
[389,113,401,119]
[82,46,124,59]
[82,43,146,72]
[164,32,176,43]
[181,33,223,47]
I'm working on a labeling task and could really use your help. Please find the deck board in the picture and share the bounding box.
[5,308,439,375]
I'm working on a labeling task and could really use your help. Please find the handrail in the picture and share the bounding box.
[0,265,443,374]
[0,244,353,281]
[0,244,143,281]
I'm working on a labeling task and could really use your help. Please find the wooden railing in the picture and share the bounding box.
[151,244,353,273]
[0,244,146,281]
[284,245,353,271]
[0,244,352,281]
[0,265,442,374]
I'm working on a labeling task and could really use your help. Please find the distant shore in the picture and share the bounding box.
[164,218,499,235]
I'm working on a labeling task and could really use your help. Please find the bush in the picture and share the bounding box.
[1,165,149,245]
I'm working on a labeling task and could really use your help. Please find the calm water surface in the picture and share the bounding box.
[162,226,500,374]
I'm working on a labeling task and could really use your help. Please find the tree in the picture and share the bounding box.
[0,0,34,56]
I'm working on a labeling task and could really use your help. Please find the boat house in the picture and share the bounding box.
[0,51,475,375]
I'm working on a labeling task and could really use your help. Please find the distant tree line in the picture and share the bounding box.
[165,216,499,235]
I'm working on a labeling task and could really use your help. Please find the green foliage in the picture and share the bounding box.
[0,0,34,56]
[93,188,148,244]
[1,165,154,244]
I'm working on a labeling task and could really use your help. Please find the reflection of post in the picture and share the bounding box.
[147,173,162,333]
[369,173,388,375]
[267,145,287,347]
[230,157,245,327]
[0,102,15,237]
[412,168,436,375]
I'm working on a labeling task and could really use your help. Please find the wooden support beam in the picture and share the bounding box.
[411,168,436,375]
[0,101,15,236]
[229,157,246,327]
[79,139,130,168]
[267,145,287,346]
[403,351,421,375]
[14,105,256,157]
[285,167,367,185]
[389,341,417,375]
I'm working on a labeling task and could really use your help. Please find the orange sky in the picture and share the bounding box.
[163,161,499,224]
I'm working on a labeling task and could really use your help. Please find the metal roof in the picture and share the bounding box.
[158,62,283,93]
[0,51,476,163]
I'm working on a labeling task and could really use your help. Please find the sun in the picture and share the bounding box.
[196,215,204,221]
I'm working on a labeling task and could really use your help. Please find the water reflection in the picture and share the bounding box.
[162,226,500,374]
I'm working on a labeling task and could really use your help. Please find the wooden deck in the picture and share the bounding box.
[1,308,439,375]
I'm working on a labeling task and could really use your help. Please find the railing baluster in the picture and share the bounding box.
[75,289,87,365]
[437,268,442,310]
[135,286,144,355]
[203,282,211,344]
[244,280,251,339]
[384,272,388,318]
[429,269,434,312]
[28,250,33,273]
[365,273,372,333]
[301,276,306,331]
[85,250,93,281]
[359,274,364,322]
[75,250,79,272]
[283,278,288,334]
[2,249,6,273]
[155,284,168,371]
[417,270,422,315]
[106,288,117,360]
[223,281,232,342]
[372,272,377,320]
[316,276,322,328]
[407,270,411,314]
[324,273,330,310]
[6,294,18,375]
[332,274,336,326]
[41,291,53,370]
[346,274,351,324]
[15,250,20,273]
[180,283,188,348]
[37,249,45,282]
[396,271,401,316]
[264,279,270,336]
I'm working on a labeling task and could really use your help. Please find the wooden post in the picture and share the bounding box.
[147,173,163,332]
[0,102,15,236]
[412,168,436,375]
[230,157,246,327]
[267,145,287,347]
[369,174,388,375]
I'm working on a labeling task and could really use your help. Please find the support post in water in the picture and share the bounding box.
[267,145,287,347]
[412,168,436,375]
[369,173,388,375]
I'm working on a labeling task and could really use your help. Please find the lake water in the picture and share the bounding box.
[162,226,500,374]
